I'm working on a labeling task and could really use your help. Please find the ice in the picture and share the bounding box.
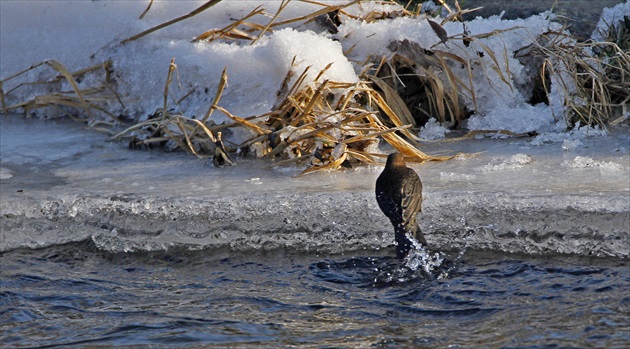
[0,1,144,73]
[439,172,477,182]
[1,117,628,258]
[0,167,13,180]
[561,139,583,152]
[480,154,534,172]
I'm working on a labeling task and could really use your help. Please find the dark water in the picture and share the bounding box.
[1,241,628,348]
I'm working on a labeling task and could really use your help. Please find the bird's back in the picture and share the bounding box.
[375,154,426,253]
[376,166,422,228]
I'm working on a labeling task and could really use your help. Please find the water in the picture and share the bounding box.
[2,241,628,348]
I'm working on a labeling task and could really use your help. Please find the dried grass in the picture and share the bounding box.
[3,0,627,173]
[191,0,362,44]
[517,25,629,128]
[112,60,234,166]
[110,0,462,172]
[112,55,453,173]
[225,61,454,174]
[121,0,223,44]
[0,60,122,126]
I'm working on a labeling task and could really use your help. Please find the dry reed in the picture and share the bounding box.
[0,60,122,127]
[2,0,626,172]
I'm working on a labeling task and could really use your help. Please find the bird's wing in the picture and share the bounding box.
[400,169,422,226]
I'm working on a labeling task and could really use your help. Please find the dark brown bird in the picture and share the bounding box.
[375,152,427,259]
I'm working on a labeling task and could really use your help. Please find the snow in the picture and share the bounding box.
[0,1,358,123]
[419,118,451,140]
[530,123,608,146]
[467,103,560,134]
[592,1,630,42]
[0,0,626,142]
[107,27,358,120]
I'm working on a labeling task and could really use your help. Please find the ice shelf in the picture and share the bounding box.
[1,117,628,257]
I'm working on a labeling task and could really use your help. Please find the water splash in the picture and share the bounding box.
[402,238,469,280]
[404,241,444,275]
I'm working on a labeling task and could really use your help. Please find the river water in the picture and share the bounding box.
[1,240,628,348]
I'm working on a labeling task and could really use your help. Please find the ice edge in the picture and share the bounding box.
[1,191,627,258]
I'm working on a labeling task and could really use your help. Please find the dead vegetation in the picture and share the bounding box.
[112,56,452,174]
[514,19,629,129]
[115,0,465,173]
[547,22,629,128]
[1,0,627,172]
[0,60,123,132]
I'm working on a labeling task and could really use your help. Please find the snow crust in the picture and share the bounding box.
[562,156,625,171]
[480,154,534,172]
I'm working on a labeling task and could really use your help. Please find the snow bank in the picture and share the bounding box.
[0,0,625,142]
[102,27,358,121]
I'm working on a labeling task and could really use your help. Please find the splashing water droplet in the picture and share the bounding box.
[403,238,445,276]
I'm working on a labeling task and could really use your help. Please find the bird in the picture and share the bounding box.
[375,152,427,259]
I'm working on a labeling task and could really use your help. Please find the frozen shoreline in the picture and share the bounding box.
[1,117,628,257]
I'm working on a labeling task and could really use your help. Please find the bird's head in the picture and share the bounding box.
[386,152,407,169]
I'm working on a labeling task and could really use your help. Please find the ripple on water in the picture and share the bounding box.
[0,242,628,348]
